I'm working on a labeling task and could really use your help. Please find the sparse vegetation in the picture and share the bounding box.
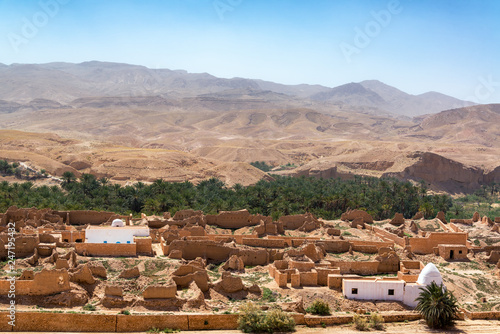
[369,313,385,330]
[250,161,273,172]
[238,302,295,333]
[262,287,276,302]
[305,299,331,315]
[353,314,369,331]
[415,282,459,329]
[82,303,96,311]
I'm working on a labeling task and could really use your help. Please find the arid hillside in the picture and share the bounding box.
[0,62,497,193]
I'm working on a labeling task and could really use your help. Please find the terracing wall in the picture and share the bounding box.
[0,311,428,331]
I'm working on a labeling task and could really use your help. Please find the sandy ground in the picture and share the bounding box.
[3,319,500,333]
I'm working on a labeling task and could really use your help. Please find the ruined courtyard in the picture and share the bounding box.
[1,205,500,329]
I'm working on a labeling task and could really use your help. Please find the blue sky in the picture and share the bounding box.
[0,0,499,103]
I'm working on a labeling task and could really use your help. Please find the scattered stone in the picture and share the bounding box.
[87,261,107,279]
[56,258,70,270]
[436,211,447,224]
[412,211,424,220]
[341,209,373,224]
[105,285,123,297]
[390,213,405,226]
[169,249,183,259]
[222,254,245,272]
[143,279,177,299]
[326,228,341,236]
[472,211,481,222]
[215,272,245,293]
[119,267,140,279]
[70,264,96,284]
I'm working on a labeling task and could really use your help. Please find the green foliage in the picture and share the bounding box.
[262,287,276,302]
[369,313,384,330]
[415,282,459,329]
[250,161,273,172]
[120,309,130,315]
[82,304,96,311]
[0,174,461,221]
[353,314,369,331]
[238,302,295,333]
[447,183,500,221]
[305,299,331,315]
[264,308,295,333]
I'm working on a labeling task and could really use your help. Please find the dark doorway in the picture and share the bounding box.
[450,250,454,259]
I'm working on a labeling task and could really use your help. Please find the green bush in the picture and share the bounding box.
[120,309,130,315]
[262,287,276,302]
[82,304,96,311]
[369,313,384,330]
[353,314,369,331]
[305,299,331,315]
[238,302,295,333]
[415,282,458,329]
[264,308,295,333]
[238,302,267,333]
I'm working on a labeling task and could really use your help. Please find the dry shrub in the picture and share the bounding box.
[353,314,369,331]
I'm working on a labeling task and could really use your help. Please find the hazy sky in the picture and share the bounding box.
[1,0,499,103]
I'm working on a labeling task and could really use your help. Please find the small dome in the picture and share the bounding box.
[111,219,124,227]
[417,263,443,286]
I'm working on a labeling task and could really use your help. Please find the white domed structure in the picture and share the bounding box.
[111,219,124,227]
[416,263,443,286]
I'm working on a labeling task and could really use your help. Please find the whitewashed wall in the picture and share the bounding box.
[86,227,149,244]
[343,279,405,302]
[402,283,423,307]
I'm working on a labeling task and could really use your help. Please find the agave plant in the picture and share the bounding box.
[415,281,458,329]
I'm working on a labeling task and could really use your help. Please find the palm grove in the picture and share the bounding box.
[1,167,455,220]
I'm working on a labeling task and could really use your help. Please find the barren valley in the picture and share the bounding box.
[0,62,499,193]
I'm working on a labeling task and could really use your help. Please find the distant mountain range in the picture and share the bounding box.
[0,61,474,117]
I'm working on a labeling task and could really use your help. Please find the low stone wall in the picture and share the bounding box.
[0,310,447,331]
[75,243,137,257]
[11,312,116,332]
[463,310,500,320]
[349,240,394,253]
[116,314,189,331]
[267,236,320,247]
[242,238,286,248]
[303,312,421,326]
[134,237,152,255]
[316,240,350,253]
[371,226,406,247]
[329,260,380,275]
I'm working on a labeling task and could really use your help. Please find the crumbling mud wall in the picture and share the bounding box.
[0,269,70,295]
[370,226,406,247]
[54,210,115,225]
[409,232,467,254]
[166,240,269,265]
[205,209,263,229]
[0,234,39,259]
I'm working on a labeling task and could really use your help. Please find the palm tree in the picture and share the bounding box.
[415,281,458,329]
[62,171,76,185]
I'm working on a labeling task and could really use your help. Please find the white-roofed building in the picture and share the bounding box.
[343,263,445,308]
